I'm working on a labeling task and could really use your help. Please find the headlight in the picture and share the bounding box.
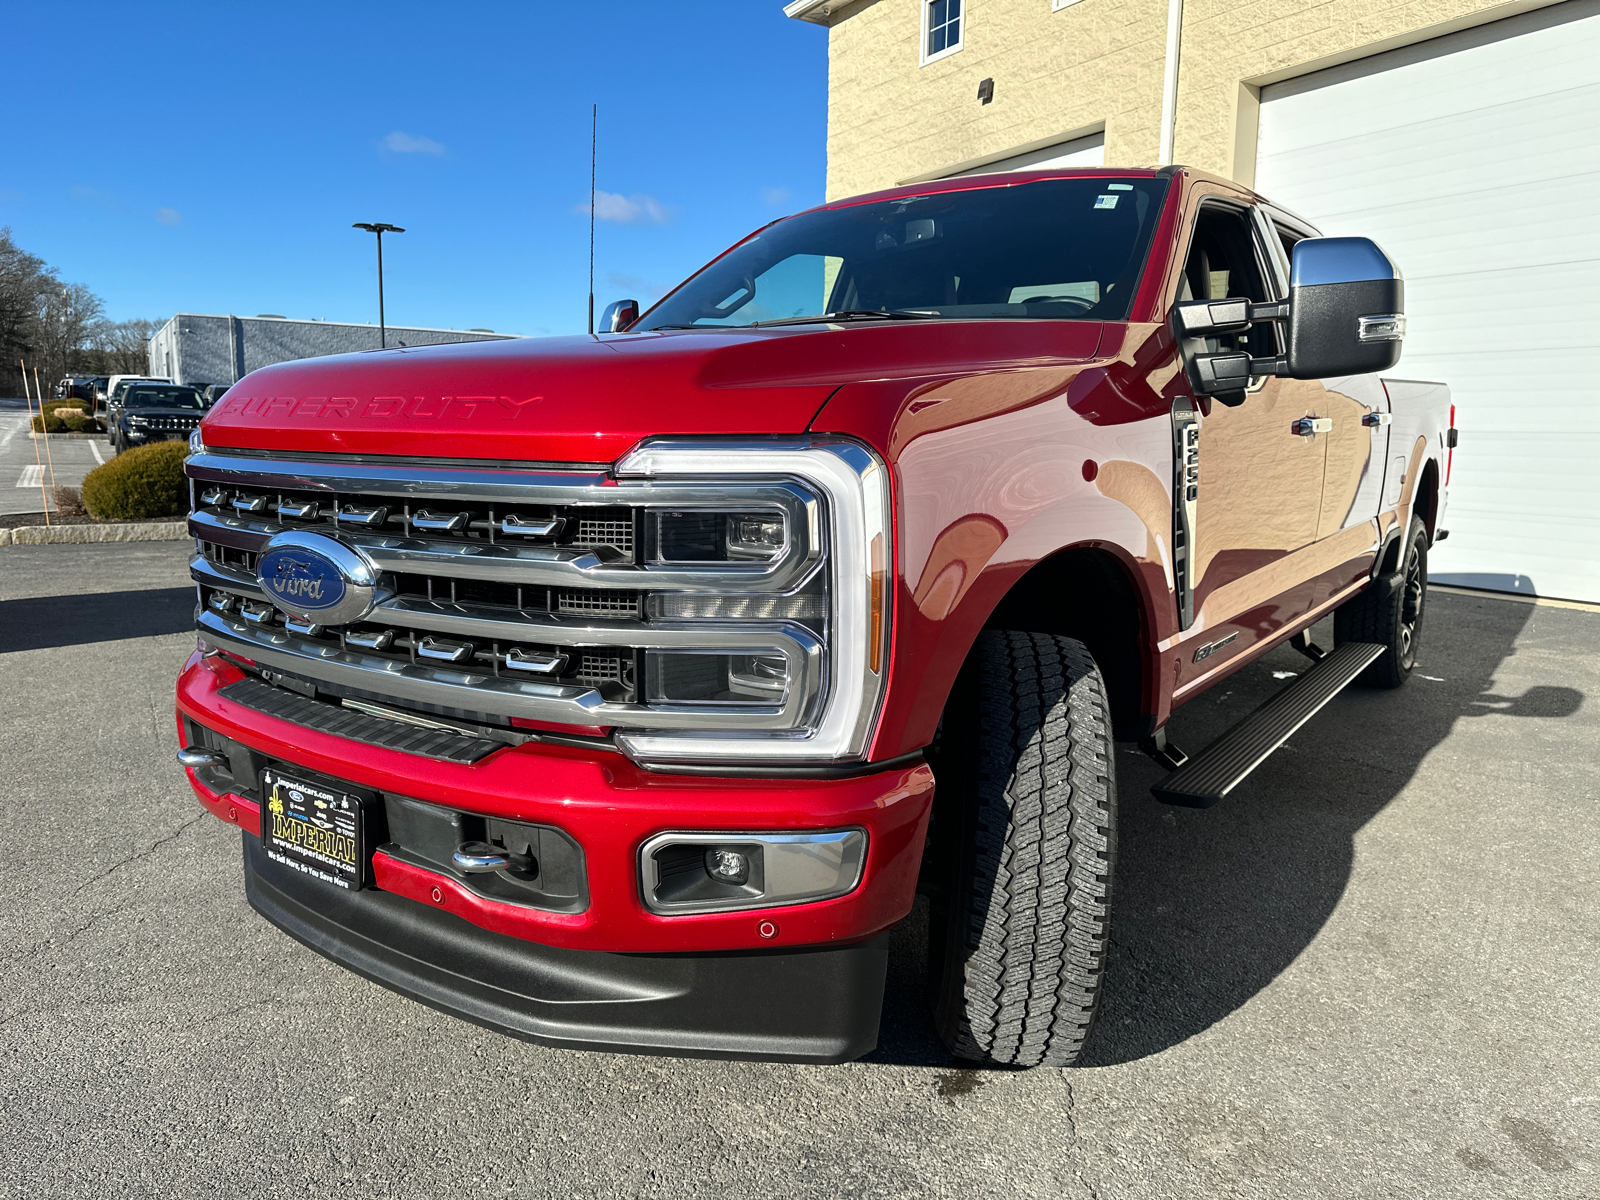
[128,415,150,428]
[188,426,205,456]
[614,437,892,765]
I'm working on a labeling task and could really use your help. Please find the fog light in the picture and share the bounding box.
[640,829,867,915]
[705,847,750,886]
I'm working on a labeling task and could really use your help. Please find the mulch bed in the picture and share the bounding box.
[0,511,186,530]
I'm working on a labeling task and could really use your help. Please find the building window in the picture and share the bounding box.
[922,0,963,65]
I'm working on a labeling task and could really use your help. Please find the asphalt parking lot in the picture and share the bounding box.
[2,541,1595,1198]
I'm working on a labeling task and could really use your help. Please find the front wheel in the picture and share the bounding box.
[1336,516,1428,688]
[927,631,1117,1068]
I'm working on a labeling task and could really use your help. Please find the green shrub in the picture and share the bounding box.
[60,410,89,432]
[81,440,189,521]
[41,398,85,415]
[30,411,65,433]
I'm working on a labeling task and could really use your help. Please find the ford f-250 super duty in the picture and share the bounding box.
[175,167,1454,1068]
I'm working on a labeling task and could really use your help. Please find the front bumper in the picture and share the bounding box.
[176,651,932,1057]
[243,835,889,1063]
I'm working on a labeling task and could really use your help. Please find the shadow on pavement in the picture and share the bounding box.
[865,591,1586,1069]
[0,587,195,654]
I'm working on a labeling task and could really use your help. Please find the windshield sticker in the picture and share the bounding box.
[1094,195,1120,209]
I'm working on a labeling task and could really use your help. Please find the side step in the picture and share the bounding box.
[1152,641,1385,808]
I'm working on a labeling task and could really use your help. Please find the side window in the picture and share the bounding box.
[1180,204,1275,356]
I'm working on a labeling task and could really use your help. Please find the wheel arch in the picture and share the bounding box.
[976,543,1158,740]
[1416,458,1441,544]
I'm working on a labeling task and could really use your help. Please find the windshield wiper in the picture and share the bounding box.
[749,309,943,328]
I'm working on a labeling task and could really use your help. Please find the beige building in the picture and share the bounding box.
[786,0,1577,196]
[784,0,1600,603]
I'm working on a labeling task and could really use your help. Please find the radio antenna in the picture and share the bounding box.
[588,103,596,335]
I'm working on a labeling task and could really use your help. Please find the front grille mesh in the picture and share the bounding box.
[575,519,634,555]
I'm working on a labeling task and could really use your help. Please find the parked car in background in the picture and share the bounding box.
[109,383,206,454]
[101,374,172,421]
[53,377,104,404]
[202,383,232,406]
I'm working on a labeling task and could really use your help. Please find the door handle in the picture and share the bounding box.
[1362,412,1392,427]
[1291,417,1333,436]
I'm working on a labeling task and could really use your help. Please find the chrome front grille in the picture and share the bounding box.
[131,415,201,433]
[198,480,637,560]
[186,449,827,739]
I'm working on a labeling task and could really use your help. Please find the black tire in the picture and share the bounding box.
[927,631,1117,1068]
[1335,515,1428,688]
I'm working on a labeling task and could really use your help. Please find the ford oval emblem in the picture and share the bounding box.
[255,531,380,626]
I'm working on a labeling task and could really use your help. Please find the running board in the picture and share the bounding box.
[1152,641,1386,808]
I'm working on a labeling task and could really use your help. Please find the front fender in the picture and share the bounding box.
[811,350,1180,759]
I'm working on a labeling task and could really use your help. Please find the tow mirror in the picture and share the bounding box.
[599,299,639,333]
[1173,236,1404,397]
[1282,237,1404,377]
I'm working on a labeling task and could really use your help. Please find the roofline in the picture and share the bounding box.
[782,0,837,24]
[808,166,1175,215]
[152,313,518,337]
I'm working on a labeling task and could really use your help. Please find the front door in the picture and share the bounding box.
[1176,199,1330,687]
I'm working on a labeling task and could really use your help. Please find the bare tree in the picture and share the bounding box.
[35,280,105,385]
[85,317,164,375]
[0,227,51,396]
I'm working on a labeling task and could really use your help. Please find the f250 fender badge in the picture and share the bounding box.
[256,531,381,626]
[1192,631,1238,663]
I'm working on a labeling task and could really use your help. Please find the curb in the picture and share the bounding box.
[27,431,106,440]
[0,522,190,546]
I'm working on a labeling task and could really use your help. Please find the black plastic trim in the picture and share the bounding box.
[242,836,888,1063]
[220,676,504,763]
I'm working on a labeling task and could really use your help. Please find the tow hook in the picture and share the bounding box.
[452,841,515,873]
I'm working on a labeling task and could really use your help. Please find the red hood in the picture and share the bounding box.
[200,321,1105,463]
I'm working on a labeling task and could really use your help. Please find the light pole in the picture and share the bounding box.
[352,222,405,348]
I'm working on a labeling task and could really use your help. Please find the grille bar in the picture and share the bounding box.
[198,608,812,730]
[192,555,780,649]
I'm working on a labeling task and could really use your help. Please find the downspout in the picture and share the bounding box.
[1158,0,1184,165]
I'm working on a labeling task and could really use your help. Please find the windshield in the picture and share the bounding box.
[636,176,1169,330]
[125,386,205,410]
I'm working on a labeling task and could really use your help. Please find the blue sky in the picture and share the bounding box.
[1,2,827,335]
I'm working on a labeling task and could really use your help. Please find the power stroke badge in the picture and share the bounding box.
[255,531,380,625]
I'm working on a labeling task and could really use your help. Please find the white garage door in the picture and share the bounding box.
[1255,0,1600,602]
[947,131,1105,177]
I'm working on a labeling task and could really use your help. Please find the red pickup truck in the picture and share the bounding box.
[176,166,1453,1068]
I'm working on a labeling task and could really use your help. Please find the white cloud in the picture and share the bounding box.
[156,207,184,226]
[576,190,671,224]
[382,131,446,155]
[762,187,790,206]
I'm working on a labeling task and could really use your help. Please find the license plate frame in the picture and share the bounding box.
[260,765,372,891]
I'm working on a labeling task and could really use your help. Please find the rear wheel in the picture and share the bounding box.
[1335,515,1428,688]
[927,631,1117,1068]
